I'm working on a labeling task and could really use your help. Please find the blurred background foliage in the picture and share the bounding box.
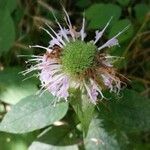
[0,0,150,149]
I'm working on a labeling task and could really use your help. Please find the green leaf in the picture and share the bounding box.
[29,125,79,150]
[70,91,95,137]
[0,67,38,105]
[0,92,68,133]
[109,19,133,43]
[84,118,120,150]
[131,81,146,93]
[117,0,130,6]
[0,0,17,13]
[76,0,91,8]
[108,43,126,56]
[85,3,121,29]
[0,9,15,54]
[99,89,150,132]
[134,4,150,23]
[0,131,37,150]
[126,132,150,150]
[6,0,17,13]
[0,103,5,113]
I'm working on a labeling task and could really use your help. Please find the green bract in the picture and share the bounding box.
[61,40,96,75]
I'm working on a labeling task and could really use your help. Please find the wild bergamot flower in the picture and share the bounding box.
[23,8,129,104]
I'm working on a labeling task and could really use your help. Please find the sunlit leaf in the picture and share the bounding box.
[0,92,68,133]
[29,142,78,150]
[0,67,38,105]
[70,91,95,137]
[84,118,120,150]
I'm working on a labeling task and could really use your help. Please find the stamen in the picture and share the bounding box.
[22,74,37,81]
[45,23,66,46]
[62,6,75,41]
[80,17,86,41]
[17,55,43,58]
[51,11,70,42]
[94,17,113,44]
[29,45,53,53]
[98,25,130,51]
[39,27,63,48]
